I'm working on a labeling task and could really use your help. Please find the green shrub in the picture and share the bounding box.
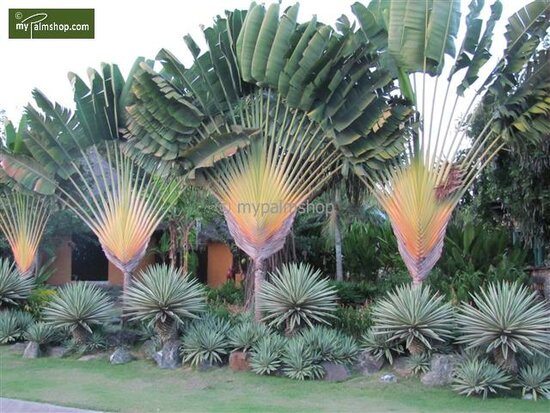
[250,333,287,376]
[228,319,270,352]
[66,330,107,356]
[282,336,324,380]
[300,326,359,364]
[372,284,455,354]
[125,264,206,343]
[206,281,244,306]
[456,281,550,369]
[258,262,337,334]
[24,322,57,344]
[361,329,403,365]
[181,315,230,367]
[452,358,512,399]
[332,305,372,338]
[516,356,550,401]
[0,309,33,343]
[44,283,113,344]
[24,287,57,320]
[0,258,33,307]
[407,352,431,375]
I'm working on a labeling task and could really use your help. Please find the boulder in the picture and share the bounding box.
[154,339,181,369]
[354,351,384,375]
[229,351,251,372]
[380,374,397,383]
[523,393,534,401]
[421,354,459,387]
[141,339,158,360]
[46,346,68,358]
[78,353,106,361]
[322,362,351,382]
[22,341,41,359]
[10,342,27,353]
[197,360,220,371]
[110,347,134,365]
[392,357,413,377]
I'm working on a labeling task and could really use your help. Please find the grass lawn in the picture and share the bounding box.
[0,346,548,413]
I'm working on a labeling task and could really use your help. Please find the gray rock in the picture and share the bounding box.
[141,339,158,360]
[22,341,41,359]
[10,342,27,353]
[380,374,397,383]
[155,339,181,369]
[354,351,384,375]
[392,357,413,377]
[197,360,221,371]
[110,347,134,365]
[322,362,351,382]
[421,354,459,387]
[523,393,534,401]
[78,353,105,361]
[46,346,68,358]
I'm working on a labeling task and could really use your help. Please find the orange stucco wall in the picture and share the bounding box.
[207,242,233,287]
[48,237,72,285]
[108,250,157,285]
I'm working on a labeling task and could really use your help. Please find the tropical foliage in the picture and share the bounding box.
[23,321,57,345]
[282,335,324,380]
[456,281,550,369]
[300,325,359,365]
[258,263,337,333]
[181,315,231,367]
[371,284,455,354]
[0,309,33,344]
[125,264,206,343]
[0,258,33,307]
[516,356,550,401]
[43,283,113,344]
[249,333,287,376]
[361,328,403,365]
[228,318,270,352]
[452,358,512,399]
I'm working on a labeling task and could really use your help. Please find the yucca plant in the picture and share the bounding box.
[125,264,206,344]
[120,3,414,320]
[282,336,324,381]
[300,326,360,365]
[0,191,51,277]
[228,319,270,352]
[352,1,550,285]
[452,358,512,399]
[258,263,337,334]
[250,333,287,376]
[456,281,550,371]
[516,356,550,401]
[181,315,231,367]
[361,328,403,365]
[0,258,33,307]
[372,284,455,355]
[408,352,432,376]
[43,283,113,344]
[0,309,33,344]
[23,322,57,345]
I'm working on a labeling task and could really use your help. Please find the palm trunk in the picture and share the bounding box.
[334,221,343,281]
[253,258,266,322]
[168,221,177,267]
[121,269,133,327]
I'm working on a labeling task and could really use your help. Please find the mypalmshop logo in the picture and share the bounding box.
[9,9,94,39]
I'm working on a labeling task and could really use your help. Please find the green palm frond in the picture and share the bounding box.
[0,258,33,307]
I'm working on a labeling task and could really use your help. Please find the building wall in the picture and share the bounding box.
[108,250,157,285]
[48,237,72,285]
[207,242,233,287]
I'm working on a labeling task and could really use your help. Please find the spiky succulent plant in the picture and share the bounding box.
[457,282,550,370]
[24,322,57,345]
[0,258,33,307]
[282,336,324,381]
[258,263,337,334]
[407,352,432,375]
[361,329,404,365]
[300,326,359,365]
[228,319,270,352]
[452,358,512,399]
[516,356,550,401]
[181,315,230,367]
[250,333,287,376]
[0,309,33,343]
[43,283,113,344]
[372,284,455,354]
[125,264,206,344]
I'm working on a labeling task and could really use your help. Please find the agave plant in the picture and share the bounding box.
[372,284,455,354]
[250,333,287,376]
[516,356,550,401]
[258,263,337,334]
[282,336,324,381]
[43,283,113,344]
[361,328,403,365]
[0,191,51,277]
[0,309,33,344]
[125,264,206,344]
[23,322,57,345]
[228,319,270,352]
[456,281,550,371]
[452,358,512,399]
[120,3,414,319]
[181,315,231,367]
[300,326,359,365]
[0,258,33,307]
[407,352,432,376]
[352,1,550,284]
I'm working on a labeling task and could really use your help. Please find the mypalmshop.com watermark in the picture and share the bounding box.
[9,9,94,39]
[236,201,334,217]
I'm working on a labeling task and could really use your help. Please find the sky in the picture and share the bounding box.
[0,0,531,124]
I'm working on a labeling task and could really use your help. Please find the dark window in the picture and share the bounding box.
[71,233,108,281]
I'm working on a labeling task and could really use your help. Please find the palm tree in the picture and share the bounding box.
[121,4,413,319]
[352,0,550,285]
